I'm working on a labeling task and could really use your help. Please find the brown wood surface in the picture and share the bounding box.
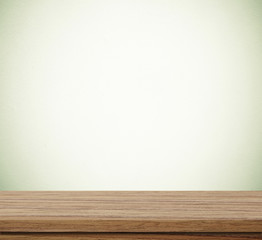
[0,191,262,232]
[1,233,262,240]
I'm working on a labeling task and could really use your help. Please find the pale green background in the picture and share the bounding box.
[0,0,262,190]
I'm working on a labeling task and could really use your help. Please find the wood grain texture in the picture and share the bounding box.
[0,191,262,232]
[1,233,262,240]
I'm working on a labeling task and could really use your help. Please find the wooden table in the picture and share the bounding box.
[0,191,261,239]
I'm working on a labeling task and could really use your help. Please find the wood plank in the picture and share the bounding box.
[1,233,262,240]
[0,191,262,232]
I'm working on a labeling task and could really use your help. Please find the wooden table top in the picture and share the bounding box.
[0,191,261,232]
